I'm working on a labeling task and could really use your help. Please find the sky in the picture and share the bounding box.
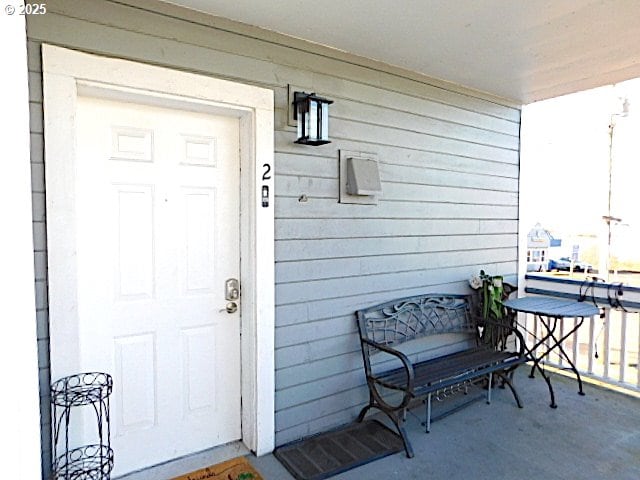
[521,78,640,261]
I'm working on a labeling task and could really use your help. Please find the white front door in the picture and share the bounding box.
[72,95,241,475]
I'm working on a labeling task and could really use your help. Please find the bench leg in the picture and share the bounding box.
[397,423,415,458]
[376,410,414,458]
[486,373,493,404]
[356,403,375,423]
[357,399,415,458]
[425,393,432,433]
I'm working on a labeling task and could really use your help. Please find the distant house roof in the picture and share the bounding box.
[527,223,559,248]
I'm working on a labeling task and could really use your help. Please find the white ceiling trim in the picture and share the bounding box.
[162,0,640,104]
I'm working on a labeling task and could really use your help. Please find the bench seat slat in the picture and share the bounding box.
[373,346,521,395]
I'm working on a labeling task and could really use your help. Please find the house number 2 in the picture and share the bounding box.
[261,163,271,207]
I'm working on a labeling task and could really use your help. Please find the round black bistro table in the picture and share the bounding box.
[503,296,600,408]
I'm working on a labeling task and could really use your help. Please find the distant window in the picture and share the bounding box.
[528,249,546,263]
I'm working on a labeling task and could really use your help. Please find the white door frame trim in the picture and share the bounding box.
[42,45,275,455]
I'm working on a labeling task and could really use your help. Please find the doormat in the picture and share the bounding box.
[274,420,404,480]
[171,456,264,480]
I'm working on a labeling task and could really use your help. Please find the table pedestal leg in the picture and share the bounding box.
[536,363,557,408]
[547,317,585,395]
[524,315,559,408]
[526,315,556,379]
[524,350,557,407]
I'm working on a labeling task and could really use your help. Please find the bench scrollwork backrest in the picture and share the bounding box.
[356,294,475,356]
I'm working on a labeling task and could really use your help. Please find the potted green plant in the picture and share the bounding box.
[469,270,516,349]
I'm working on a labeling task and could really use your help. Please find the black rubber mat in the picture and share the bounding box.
[274,420,404,480]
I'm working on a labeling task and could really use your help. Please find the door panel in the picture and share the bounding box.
[73,96,241,475]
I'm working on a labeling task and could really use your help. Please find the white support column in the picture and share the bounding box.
[0,9,43,479]
[518,106,534,295]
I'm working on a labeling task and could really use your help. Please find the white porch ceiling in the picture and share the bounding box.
[164,0,640,104]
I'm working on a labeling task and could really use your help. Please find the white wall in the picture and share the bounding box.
[0,9,43,479]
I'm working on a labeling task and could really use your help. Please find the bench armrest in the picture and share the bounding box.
[360,337,415,408]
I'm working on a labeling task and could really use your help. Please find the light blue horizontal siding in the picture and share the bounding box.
[274,263,518,306]
[274,147,520,179]
[275,248,518,283]
[276,234,517,262]
[27,0,521,467]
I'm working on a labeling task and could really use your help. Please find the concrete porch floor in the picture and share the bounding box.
[249,369,640,480]
[119,368,640,480]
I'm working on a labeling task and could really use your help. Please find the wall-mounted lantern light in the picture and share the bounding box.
[293,92,333,145]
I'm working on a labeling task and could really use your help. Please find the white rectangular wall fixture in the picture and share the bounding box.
[339,150,382,204]
[346,156,382,195]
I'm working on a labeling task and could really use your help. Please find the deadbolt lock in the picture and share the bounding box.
[225,278,240,301]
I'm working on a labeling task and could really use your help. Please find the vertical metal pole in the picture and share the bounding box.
[602,117,614,282]
[64,405,71,479]
[51,402,57,476]
[426,394,432,433]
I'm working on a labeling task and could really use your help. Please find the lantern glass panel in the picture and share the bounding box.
[296,110,302,140]
[296,99,305,140]
[309,98,318,140]
[320,103,329,141]
[304,107,311,140]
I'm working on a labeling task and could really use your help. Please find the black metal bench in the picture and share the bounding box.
[356,292,526,457]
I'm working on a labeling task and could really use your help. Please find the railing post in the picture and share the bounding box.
[588,316,595,374]
[620,311,627,383]
[637,315,640,387]
[603,309,611,379]
[572,317,579,368]
[558,318,565,367]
